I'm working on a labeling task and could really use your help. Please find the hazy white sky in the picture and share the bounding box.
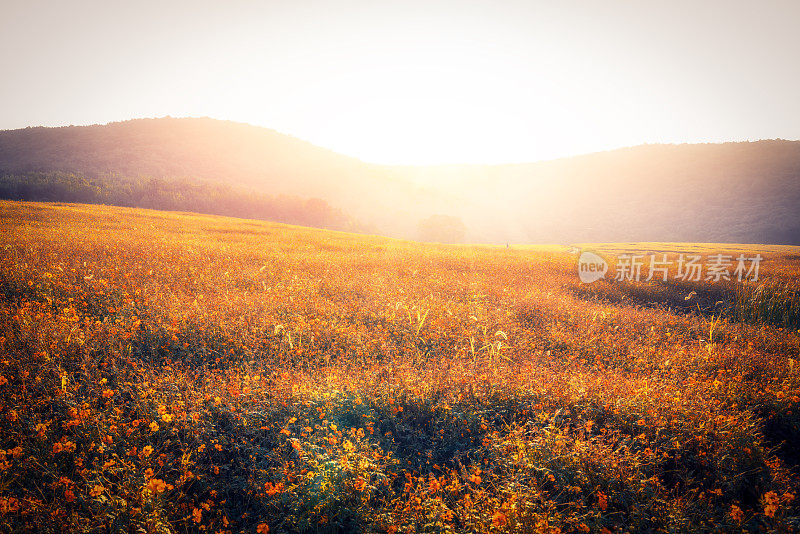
[1,0,799,164]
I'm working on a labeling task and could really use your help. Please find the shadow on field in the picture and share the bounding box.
[570,278,800,329]
[569,278,733,316]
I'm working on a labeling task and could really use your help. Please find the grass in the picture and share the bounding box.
[730,282,800,330]
[0,200,799,533]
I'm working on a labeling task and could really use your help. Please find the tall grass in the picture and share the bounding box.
[730,281,800,329]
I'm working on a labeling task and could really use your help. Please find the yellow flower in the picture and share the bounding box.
[142,445,154,457]
[161,414,173,423]
[149,421,159,432]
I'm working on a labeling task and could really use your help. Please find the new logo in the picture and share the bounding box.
[577,251,608,284]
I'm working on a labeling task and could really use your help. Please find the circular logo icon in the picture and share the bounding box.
[577,251,608,283]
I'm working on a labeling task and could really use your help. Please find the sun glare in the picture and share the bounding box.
[2,1,799,165]
[224,28,638,165]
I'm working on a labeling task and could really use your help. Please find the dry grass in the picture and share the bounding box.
[0,200,799,533]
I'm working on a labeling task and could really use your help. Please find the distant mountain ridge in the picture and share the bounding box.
[1,117,799,244]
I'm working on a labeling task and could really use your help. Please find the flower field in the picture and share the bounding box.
[0,201,799,533]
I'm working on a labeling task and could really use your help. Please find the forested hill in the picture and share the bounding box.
[2,118,799,244]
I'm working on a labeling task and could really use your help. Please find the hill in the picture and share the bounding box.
[1,118,799,243]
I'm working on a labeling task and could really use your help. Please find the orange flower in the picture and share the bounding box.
[89,484,104,497]
[263,482,283,496]
[53,440,76,454]
[192,507,202,523]
[101,388,115,399]
[491,511,507,527]
[64,489,76,502]
[597,491,608,511]
[354,476,367,492]
[729,504,744,524]
[256,523,270,534]
[142,445,154,457]
[149,421,159,432]
[146,478,166,493]
[763,491,780,518]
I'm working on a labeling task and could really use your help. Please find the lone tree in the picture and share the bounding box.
[418,214,466,243]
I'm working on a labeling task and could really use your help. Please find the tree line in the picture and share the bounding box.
[0,172,362,232]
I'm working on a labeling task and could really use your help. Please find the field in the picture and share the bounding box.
[1,200,799,533]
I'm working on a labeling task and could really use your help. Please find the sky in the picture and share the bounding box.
[1,0,799,165]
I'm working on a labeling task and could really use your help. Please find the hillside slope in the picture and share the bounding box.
[1,118,799,243]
